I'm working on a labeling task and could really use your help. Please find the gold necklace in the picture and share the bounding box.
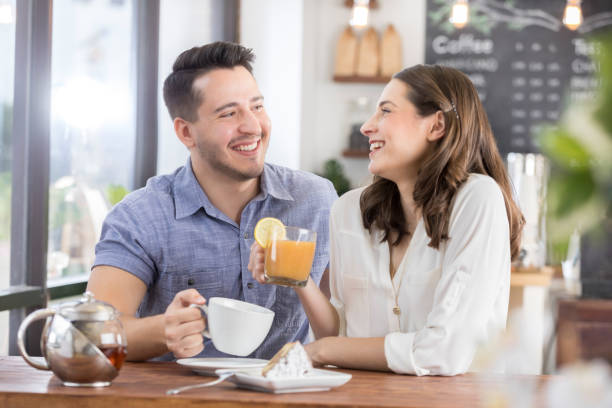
[389,259,407,316]
[389,221,417,317]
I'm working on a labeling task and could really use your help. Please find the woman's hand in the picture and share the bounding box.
[304,337,330,367]
[249,241,340,341]
[305,337,389,372]
[248,241,267,284]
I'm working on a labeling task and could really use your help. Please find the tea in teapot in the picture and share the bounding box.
[17,291,127,387]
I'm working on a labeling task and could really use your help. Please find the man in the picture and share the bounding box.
[87,42,337,361]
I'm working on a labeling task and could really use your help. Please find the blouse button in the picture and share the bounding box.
[187,278,195,286]
[247,282,254,289]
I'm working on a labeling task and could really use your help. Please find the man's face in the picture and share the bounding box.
[188,66,271,182]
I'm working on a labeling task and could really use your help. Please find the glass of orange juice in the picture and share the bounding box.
[264,226,317,288]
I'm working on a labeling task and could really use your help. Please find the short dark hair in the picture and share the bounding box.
[162,41,255,121]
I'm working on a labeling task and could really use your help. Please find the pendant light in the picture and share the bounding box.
[350,0,370,28]
[563,0,583,31]
[449,0,469,29]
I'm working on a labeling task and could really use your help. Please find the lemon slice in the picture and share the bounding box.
[254,217,286,248]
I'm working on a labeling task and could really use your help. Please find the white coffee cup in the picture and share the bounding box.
[191,297,275,356]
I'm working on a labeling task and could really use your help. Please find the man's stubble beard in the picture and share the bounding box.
[195,137,265,182]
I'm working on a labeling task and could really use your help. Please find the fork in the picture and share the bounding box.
[166,372,234,395]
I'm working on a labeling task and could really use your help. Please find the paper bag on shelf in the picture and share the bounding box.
[356,27,379,77]
[334,26,358,77]
[380,24,402,78]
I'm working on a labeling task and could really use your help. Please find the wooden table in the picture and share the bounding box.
[0,356,553,408]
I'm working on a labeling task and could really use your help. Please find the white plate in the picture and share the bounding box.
[177,358,269,376]
[220,367,352,393]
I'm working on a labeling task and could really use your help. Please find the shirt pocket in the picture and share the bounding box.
[342,274,370,337]
[158,268,224,304]
[337,230,373,279]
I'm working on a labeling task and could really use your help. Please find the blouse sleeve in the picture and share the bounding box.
[384,177,511,375]
[328,203,348,336]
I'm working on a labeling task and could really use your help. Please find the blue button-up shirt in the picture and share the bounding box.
[93,159,338,360]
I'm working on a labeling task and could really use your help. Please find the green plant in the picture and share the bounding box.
[48,181,83,231]
[320,159,351,197]
[106,184,129,206]
[538,34,612,257]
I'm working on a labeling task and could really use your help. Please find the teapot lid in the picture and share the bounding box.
[59,291,118,321]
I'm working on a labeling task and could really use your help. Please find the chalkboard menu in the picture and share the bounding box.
[425,0,612,154]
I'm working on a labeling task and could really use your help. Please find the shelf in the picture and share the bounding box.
[511,272,553,287]
[510,265,556,287]
[342,149,369,158]
[333,75,391,84]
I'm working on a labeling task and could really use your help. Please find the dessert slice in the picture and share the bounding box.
[262,341,313,378]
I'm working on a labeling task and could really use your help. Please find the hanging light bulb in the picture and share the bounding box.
[350,0,370,28]
[563,0,583,31]
[449,0,469,29]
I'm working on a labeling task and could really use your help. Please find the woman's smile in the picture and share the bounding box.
[369,140,385,157]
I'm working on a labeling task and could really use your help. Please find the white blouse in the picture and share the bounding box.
[329,174,511,376]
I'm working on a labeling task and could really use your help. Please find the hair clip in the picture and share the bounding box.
[450,102,459,120]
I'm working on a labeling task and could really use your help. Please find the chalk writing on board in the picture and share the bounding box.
[426,0,612,154]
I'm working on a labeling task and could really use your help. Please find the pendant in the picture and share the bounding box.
[392,306,401,315]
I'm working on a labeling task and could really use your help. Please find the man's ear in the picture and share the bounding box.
[427,111,446,142]
[174,117,196,149]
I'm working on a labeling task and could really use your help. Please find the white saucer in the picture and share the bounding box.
[220,367,352,393]
[177,357,269,376]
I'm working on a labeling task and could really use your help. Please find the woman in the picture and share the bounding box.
[249,64,523,375]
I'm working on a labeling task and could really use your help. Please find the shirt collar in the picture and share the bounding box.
[174,158,216,219]
[174,159,294,220]
[259,164,294,202]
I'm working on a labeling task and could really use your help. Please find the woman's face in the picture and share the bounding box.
[361,79,442,184]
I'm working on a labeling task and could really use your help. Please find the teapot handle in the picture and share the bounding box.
[17,308,56,370]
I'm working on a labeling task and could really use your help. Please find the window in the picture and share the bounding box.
[1,0,234,357]
[0,0,16,356]
[48,0,135,282]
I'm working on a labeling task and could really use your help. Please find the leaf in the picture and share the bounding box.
[549,237,570,265]
[548,171,595,218]
[593,34,612,136]
[428,4,451,25]
[107,184,129,206]
[538,127,591,170]
[319,159,351,196]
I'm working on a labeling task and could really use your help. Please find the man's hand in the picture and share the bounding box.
[248,241,267,284]
[164,289,207,358]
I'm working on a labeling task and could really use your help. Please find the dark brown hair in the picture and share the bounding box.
[162,41,255,121]
[360,64,524,261]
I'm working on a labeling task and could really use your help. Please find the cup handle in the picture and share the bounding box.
[189,303,211,339]
[17,308,56,370]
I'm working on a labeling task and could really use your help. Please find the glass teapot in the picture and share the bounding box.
[17,291,127,387]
